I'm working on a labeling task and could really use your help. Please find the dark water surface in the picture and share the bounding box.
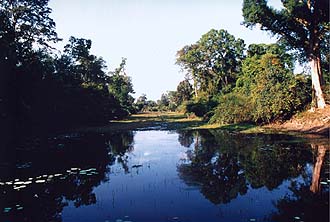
[0,130,329,222]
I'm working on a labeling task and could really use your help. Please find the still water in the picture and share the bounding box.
[0,130,329,222]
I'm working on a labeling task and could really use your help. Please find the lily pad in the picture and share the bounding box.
[14,185,27,190]
[3,207,11,213]
[14,181,25,185]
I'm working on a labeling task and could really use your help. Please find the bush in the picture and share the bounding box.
[209,73,311,125]
[185,101,208,117]
[185,97,218,118]
[250,73,311,123]
[210,93,252,124]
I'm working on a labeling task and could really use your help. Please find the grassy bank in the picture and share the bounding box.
[76,109,329,138]
[78,112,204,132]
[77,112,261,133]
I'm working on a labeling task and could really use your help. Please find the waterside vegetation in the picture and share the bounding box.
[0,0,328,134]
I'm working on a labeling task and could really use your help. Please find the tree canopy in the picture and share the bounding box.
[0,0,137,132]
[176,29,245,97]
[242,0,329,108]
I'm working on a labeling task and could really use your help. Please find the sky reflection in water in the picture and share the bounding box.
[0,130,329,222]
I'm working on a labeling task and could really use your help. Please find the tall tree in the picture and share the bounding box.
[242,0,329,108]
[175,80,193,105]
[63,36,107,83]
[176,44,202,97]
[176,29,245,97]
[0,0,59,52]
[108,58,135,112]
[197,29,245,95]
[0,0,59,130]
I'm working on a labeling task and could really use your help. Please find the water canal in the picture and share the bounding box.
[1,130,329,222]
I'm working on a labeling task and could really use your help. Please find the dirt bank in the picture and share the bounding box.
[264,106,330,136]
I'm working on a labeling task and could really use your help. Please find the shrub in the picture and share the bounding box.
[185,97,218,118]
[210,93,252,124]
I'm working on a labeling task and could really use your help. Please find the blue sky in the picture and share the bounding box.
[49,0,281,101]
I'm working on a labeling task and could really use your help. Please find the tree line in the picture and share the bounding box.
[0,0,136,133]
[0,0,328,132]
[157,0,328,124]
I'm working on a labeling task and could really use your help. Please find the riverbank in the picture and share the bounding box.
[78,108,329,138]
[79,112,206,132]
[263,106,330,136]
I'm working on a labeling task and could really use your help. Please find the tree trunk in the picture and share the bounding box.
[309,57,326,109]
[310,144,327,193]
[192,76,198,98]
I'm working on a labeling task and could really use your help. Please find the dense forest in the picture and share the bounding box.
[0,0,329,136]
[0,0,136,135]
[155,0,329,124]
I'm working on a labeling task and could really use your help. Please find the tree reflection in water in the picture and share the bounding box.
[0,131,135,222]
[178,130,248,204]
[272,143,329,222]
[1,129,328,222]
[177,130,329,221]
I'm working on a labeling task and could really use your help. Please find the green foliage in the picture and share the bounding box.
[242,0,329,58]
[246,53,311,122]
[158,93,170,108]
[175,80,193,105]
[212,44,311,124]
[176,40,311,124]
[155,91,179,112]
[185,101,208,117]
[185,97,218,118]
[134,94,148,112]
[35,83,125,127]
[210,93,252,124]
[242,0,329,108]
[176,29,245,97]
[0,0,136,131]
[108,58,135,114]
[145,100,158,112]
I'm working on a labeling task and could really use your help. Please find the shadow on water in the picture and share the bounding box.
[271,143,329,222]
[0,127,328,222]
[176,130,329,222]
[0,130,135,222]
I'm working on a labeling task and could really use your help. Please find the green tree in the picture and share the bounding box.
[175,80,193,105]
[237,43,295,95]
[0,0,59,54]
[167,90,179,111]
[176,29,245,97]
[63,36,108,83]
[211,43,311,124]
[0,0,59,123]
[197,29,245,95]
[135,94,148,112]
[176,44,201,98]
[158,93,170,108]
[108,58,135,113]
[146,100,158,112]
[242,0,329,108]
